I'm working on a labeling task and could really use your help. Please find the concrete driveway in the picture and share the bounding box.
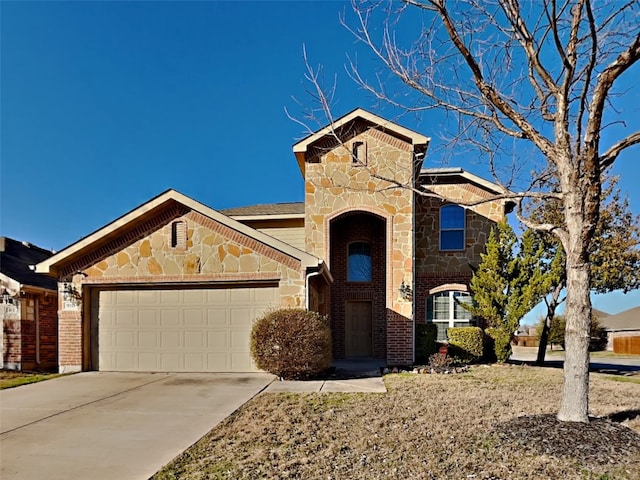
[0,372,273,480]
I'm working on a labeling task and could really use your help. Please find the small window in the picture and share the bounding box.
[348,241,372,282]
[352,141,367,165]
[171,221,187,249]
[426,290,473,341]
[440,204,465,250]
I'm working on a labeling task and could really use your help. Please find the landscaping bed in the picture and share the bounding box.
[153,365,640,479]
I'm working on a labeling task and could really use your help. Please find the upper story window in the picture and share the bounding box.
[426,290,474,341]
[352,141,367,165]
[348,241,372,282]
[440,204,465,251]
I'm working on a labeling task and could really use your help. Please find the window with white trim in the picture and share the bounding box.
[440,204,465,250]
[426,290,473,341]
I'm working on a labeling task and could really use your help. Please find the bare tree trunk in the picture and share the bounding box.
[536,283,564,365]
[557,252,591,422]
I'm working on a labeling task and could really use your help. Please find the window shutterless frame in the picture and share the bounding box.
[440,204,465,251]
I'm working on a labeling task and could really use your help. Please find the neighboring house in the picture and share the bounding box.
[35,108,509,373]
[597,306,640,351]
[1,237,58,371]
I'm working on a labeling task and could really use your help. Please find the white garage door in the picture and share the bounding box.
[91,286,278,372]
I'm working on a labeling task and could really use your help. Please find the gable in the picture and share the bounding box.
[36,190,323,279]
[293,108,430,176]
[80,209,302,282]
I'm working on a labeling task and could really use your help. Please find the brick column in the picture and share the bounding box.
[386,310,413,365]
[58,310,82,372]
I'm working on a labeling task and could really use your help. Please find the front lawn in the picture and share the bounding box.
[153,365,640,479]
[0,370,64,389]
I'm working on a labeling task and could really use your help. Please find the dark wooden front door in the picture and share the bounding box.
[345,301,373,357]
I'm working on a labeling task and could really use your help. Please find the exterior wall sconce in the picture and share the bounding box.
[1,288,18,306]
[399,280,413,301]
[62,283,82,302]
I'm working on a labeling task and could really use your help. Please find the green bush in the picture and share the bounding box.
[415,323,439,363]
[589,317,608,352]
[485,327,512,363]
[447,327,484,364]
[250,308,332,380]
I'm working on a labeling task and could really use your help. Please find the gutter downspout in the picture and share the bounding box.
[305,261,332,310]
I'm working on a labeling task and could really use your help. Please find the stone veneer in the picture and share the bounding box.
[415,182,505,274]
[56,208,307,371]
[304,126,416,364]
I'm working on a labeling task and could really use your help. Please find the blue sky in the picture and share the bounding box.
[2,1,638,315]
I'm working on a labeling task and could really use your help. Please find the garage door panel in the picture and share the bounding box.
[161,310,181,326]
[95,286,277,372]
[184,309,204,326]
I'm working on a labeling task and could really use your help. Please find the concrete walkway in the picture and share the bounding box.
[264,359,387,393]
[1,372,273,480]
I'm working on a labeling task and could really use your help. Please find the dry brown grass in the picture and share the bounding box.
[153,365,640,480]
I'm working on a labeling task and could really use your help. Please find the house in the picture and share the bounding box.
[1,237,58,371]
[596,306,640,352]
[35,108,509,373]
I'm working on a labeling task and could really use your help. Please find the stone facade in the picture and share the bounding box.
[42,109,508,371]
[55,205,309,371]
[303,126,416,364]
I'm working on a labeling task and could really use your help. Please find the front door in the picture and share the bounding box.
[345,301,373,357]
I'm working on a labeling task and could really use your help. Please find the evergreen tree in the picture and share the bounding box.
[468,222,552,362]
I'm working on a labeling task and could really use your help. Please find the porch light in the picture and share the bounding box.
[399,280,413,301]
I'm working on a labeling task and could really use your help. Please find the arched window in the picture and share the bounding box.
[440,204,465,251]
[426,290,473,341]
[347,242,372,282]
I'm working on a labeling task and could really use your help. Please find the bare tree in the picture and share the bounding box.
[292,0,640,423]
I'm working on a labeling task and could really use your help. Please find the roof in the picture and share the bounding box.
[419,167,508,196]
[0,237,57,291]
[292,108,430,176]
[598,306,640,331]
[221,202,304,218]
[592,308,611,319]
[35,190,323,277]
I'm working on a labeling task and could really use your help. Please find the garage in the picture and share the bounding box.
[90,285,278,372]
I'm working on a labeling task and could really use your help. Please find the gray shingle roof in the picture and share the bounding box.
[221,202,304,216]
[598,306,640,331]
[0,237,57,290]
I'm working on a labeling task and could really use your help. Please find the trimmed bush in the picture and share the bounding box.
[415,323,439,363]
[447,327,484,364]
[485,327,512,363]
[250,308,332,380]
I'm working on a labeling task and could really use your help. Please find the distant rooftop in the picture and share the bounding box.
[0,237,57,291]
[598,306,640,331]
[221,202,304,217]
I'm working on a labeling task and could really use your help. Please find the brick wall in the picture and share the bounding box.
[58,310,82,372]
[2,292,58,371]
[329,213,387,359]
[38,294,58,370]
[3,319,21,368]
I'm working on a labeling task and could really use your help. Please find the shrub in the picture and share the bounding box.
[485,327,512,363]
[428,352,452,371]
[590,316,608,351]
[250,308,332,380]
[447,327,484,364]
[415,323,439,363]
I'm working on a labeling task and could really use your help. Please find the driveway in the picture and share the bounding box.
[0,372,273,480]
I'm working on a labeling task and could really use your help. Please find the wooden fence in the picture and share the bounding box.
[613,336,640,355]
